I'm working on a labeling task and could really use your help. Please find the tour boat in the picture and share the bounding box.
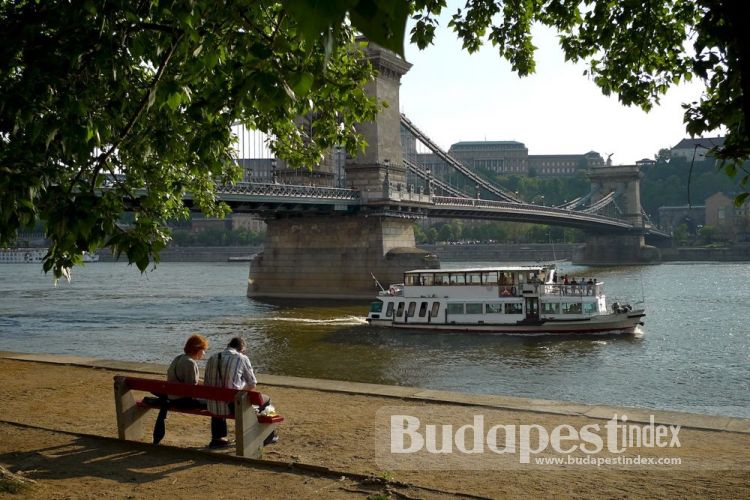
[366,265,645,335]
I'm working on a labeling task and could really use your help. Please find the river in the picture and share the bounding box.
[0,261,748,418]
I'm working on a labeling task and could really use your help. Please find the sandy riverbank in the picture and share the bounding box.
[0,355,748,499]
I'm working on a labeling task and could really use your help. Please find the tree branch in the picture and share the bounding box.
[93,30,185,178]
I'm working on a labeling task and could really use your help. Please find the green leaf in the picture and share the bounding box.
[734,192,749,207]
[350,0,409,57]
[290,72,315,96]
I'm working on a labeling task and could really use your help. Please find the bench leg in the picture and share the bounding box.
[234,394,276,459]
[113,377,149,441]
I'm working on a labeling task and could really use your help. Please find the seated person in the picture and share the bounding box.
[153,334,209,445]
[204,337,277,448]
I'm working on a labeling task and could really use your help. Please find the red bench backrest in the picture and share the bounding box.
[115,375,266,406]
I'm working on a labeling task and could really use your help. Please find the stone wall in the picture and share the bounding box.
[97,246,262,262]
[247,215,437,299]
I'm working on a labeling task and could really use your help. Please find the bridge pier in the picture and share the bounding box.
[248,41,439,299]
[247,215,437,299]
[576,233,660,265]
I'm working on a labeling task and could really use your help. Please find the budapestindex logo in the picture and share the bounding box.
[375,407,683,469]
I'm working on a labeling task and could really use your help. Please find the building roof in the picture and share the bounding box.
[658,205,706,210]
[529,154,587,159]
[450,141,526,151]
[705,191,735,201]
[451,141,524,146]
[672,136,725,150]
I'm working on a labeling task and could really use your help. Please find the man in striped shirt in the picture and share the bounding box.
[204,336,272,448]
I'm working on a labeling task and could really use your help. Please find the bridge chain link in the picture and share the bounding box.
[218,182,359,201]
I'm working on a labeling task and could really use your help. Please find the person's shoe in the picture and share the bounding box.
[208,439,232,449]
[263,431,279,446]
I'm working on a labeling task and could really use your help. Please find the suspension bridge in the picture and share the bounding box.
[208,43,668,298]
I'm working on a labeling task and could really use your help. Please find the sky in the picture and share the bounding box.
[398,11,711,165]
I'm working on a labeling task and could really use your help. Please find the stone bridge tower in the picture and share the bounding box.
[577,164,660,264]
[247,42,438,299]
[344,43,411,201]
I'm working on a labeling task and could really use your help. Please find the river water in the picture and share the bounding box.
[0,261,748,418]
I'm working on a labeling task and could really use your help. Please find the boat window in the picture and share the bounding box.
[486,303,503,314]
[504,303,523,314]
[396,302,405,317]
[419,302,428,317]
[562,302,582,314]
[482,272,498,285]
[405,274,418,286]
[420,274,434,286]
[447,303,464,315]
[386,302,395,317]
[407,302,416,317]
[449,273,466,285]
[431,302,440,318]
[369,301,383,313]
[583,302,597,314]
[467,273,482,285]
[466,303,483,314]
[542,302,560,314]
[434,273,450,285]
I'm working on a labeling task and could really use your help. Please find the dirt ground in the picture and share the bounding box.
[0,358,748,499]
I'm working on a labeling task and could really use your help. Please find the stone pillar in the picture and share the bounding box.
[587,164,643,227]
[247,215,438,299]
[247,41,439,299]
[577,164,660,265]
[345,41,412,202]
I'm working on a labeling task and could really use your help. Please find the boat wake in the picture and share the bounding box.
[261,316,368,326]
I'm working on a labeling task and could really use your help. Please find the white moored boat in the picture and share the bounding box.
[0,248,45,263]
[83,251,100,263]
[0,248,99,263]
[367,265,645,335]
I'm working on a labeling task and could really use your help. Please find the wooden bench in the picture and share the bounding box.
[113,375,283,458]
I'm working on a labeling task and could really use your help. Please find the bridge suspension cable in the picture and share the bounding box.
[403,158,469,198]
[581,191,617,213]
[554,193,592,210]
[400,114,522,203]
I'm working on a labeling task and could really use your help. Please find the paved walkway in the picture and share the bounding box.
[2,350,747,434]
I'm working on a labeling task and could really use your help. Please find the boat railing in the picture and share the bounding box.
[498,285,519,297]
[378,284,404,297]
[542,283,603,297]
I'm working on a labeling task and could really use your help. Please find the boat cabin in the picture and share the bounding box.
[370,265,607,327]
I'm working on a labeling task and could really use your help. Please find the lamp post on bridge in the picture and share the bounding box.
[532,195,545,206]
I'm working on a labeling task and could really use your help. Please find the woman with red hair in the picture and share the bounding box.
[168,334,209,385]
[153,334,209,445]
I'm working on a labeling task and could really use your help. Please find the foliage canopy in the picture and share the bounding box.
[0,0,377,278]
[2,0,749,277]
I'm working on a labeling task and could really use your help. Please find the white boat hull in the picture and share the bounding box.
[368,310,644,335]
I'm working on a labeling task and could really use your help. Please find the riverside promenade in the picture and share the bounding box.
[0,351,748,499]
